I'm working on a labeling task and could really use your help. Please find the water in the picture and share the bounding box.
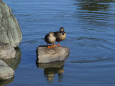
[1,0,115,86]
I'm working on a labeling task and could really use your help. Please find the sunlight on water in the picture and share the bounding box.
[2,0,115,86]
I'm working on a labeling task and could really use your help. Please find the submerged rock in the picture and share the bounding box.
[0,60,14,80]
[36,46,70,63]
[0,42,16,59]
[0,0,22,47]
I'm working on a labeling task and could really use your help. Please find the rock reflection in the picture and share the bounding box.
[0,47,21,86]
[37,61,65,83]
[0,78,14,86]
[3,47,21,70]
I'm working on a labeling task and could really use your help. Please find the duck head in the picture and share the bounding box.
[60,27,64,32]
[59,27,66,35]
[49,32,55,36]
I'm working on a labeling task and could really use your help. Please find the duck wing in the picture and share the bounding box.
[54,31,59,37]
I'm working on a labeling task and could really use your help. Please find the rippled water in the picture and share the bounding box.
[2,0,115,86]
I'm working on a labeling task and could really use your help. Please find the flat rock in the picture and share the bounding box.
[36,46,70,63]
[0,60,14,80]
[0,42,16,59]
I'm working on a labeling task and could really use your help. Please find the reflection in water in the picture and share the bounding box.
[0,78,14,86]
[0,47,21,86]
[36,61,65,83]
[3,47,21,70]
[73,0,115,26]
[44,67,64,83]
[76,0,112,11]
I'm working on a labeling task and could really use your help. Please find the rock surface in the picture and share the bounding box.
[0,0,22,47]
[3,47,21,70]
[36,46,70,63]
[0,60,14,80]
[0,42,16,59]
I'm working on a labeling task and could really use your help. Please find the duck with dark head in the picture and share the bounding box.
[54,27,66,46]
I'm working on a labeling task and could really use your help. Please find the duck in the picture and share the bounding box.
[54,27,66,46]
[44,32,56,48]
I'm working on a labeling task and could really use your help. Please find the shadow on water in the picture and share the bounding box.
[36,61,65,83]
[0,47,21,86]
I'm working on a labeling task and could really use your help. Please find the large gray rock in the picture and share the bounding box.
[0,60,14,80]
[0,42,16,59]
[36,46,70,63]
[0,0,22,47]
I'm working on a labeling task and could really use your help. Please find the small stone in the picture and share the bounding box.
[36,46,70,63]
[0,60,14,80]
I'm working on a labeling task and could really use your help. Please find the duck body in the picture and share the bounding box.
[45,32,56,48]
[54,31,66,42]
[54,27,66,46]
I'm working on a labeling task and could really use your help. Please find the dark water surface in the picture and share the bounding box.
[2,0,115,86]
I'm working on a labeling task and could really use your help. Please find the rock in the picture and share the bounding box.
[0,60,14,80]
[2,47,21,70]
[0,42,16,59]
[36,46,70,63]
[0,0,22,47]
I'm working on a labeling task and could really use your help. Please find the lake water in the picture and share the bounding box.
[1,0,115,86]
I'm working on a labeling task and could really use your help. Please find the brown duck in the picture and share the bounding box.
[45,32,56,48]
[54,27,66,46]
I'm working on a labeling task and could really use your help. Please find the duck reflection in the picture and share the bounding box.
[37,61,65,83]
